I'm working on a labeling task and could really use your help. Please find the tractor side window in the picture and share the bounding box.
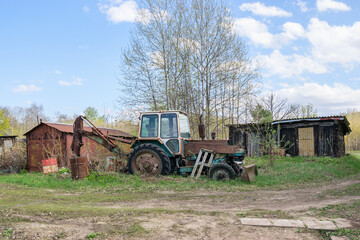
[179,114,190,138]
[140,114,158,138]
[161,113,178,138]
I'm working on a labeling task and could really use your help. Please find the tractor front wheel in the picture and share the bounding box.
[127,144,171,176]
[209,163,236,181]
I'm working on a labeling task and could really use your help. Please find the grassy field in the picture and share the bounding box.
[0,155,359,239]
[0,154,359,193]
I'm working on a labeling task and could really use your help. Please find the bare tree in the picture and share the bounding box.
[290,103,318,119]
[261,92,299,120]
[119,0,260,139]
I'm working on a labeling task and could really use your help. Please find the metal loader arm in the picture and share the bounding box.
[71,116,131,157]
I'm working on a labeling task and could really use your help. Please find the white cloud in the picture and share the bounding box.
[306,18,360,68]
[234,18,277,48]
[234,18,304,48]
[258,50,328,78]
[54,70,61,74]
[99,0,138,23]
[59,77,84,86]
[282,22,305,40]
[316,0,351,12]
[239,2,292,17]
[297,0,309,12]
[13,84,42,93]
[83,6,90,12]
[244,17,360,78]
[276,82,360,114]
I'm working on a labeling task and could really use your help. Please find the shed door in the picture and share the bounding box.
[298,127,314,156]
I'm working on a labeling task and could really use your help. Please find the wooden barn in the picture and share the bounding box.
[24,122,135,171]
[228,116,351,158]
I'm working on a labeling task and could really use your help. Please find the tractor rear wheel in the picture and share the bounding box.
[209,163,236,181]
[127,143,171,176]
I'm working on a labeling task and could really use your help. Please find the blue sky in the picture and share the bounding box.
[1,0,360,119]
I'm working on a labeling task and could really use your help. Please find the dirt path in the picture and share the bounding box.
[105,177,360,213]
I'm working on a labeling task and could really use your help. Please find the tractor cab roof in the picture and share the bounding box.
[140,110,188,116]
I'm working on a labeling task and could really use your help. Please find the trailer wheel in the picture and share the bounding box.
[209,163,236,181]
[127,143,171,176]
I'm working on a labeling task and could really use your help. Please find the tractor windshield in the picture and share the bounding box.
[140,114,158,138]
[179,114,190,138]
[161,113,178,138]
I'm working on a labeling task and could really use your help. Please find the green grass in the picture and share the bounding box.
[237,209,293,219]
[0,154,359,193]
[249,154,360,188]
[309,200,360,221]
[320,228,360,240]
[318,183,360,198]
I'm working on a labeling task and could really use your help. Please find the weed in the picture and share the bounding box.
[125,223,148,236]
[1,228,13,238]
[86,232,100,239]
[320,228,360,240]
[54,231,67,239]
[58,167,70,174]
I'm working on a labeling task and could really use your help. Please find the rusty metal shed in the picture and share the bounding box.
[228,116,351,158]
[24,122,135,171]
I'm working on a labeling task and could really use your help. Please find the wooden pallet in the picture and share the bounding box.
[190,149,215,179]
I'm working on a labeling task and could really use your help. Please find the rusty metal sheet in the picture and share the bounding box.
[184,140,242,155]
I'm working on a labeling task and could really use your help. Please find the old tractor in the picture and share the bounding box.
[72,111,257,181]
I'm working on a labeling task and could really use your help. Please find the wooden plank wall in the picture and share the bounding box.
[298,127,315,156]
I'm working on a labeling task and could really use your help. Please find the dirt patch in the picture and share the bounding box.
[105,178,360,213]
[134,213,322,240]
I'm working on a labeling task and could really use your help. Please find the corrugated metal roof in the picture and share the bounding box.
[227,115,350,132]
[24,122,135,138]
[0,135,18,138]
[272,116,347,124]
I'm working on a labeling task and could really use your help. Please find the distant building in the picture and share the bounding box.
[228,116,351,158]
[0,135,18,155]
[24,122,135,171]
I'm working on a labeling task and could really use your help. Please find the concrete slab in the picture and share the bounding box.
[330,236,349,240]
[240,218,273,227]
[272,219,305,228]
[333,219,353,229]
[303,220,337,230]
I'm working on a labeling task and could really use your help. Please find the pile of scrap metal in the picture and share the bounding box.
[71,111,257,181]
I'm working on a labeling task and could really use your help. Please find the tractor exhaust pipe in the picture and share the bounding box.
[198,115,205,140]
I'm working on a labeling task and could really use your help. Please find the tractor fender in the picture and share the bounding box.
[130,139,173,158]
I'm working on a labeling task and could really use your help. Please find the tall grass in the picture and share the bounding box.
[0,154,359,192]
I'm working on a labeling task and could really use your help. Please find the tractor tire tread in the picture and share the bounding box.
[209,162,236,180]
[127,143,171,175]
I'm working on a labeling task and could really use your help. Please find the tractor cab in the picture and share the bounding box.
[133,111,190,156]
[127,111,190,176]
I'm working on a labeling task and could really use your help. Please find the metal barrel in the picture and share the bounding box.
[241,164,258,182]
[70,156,89,180]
